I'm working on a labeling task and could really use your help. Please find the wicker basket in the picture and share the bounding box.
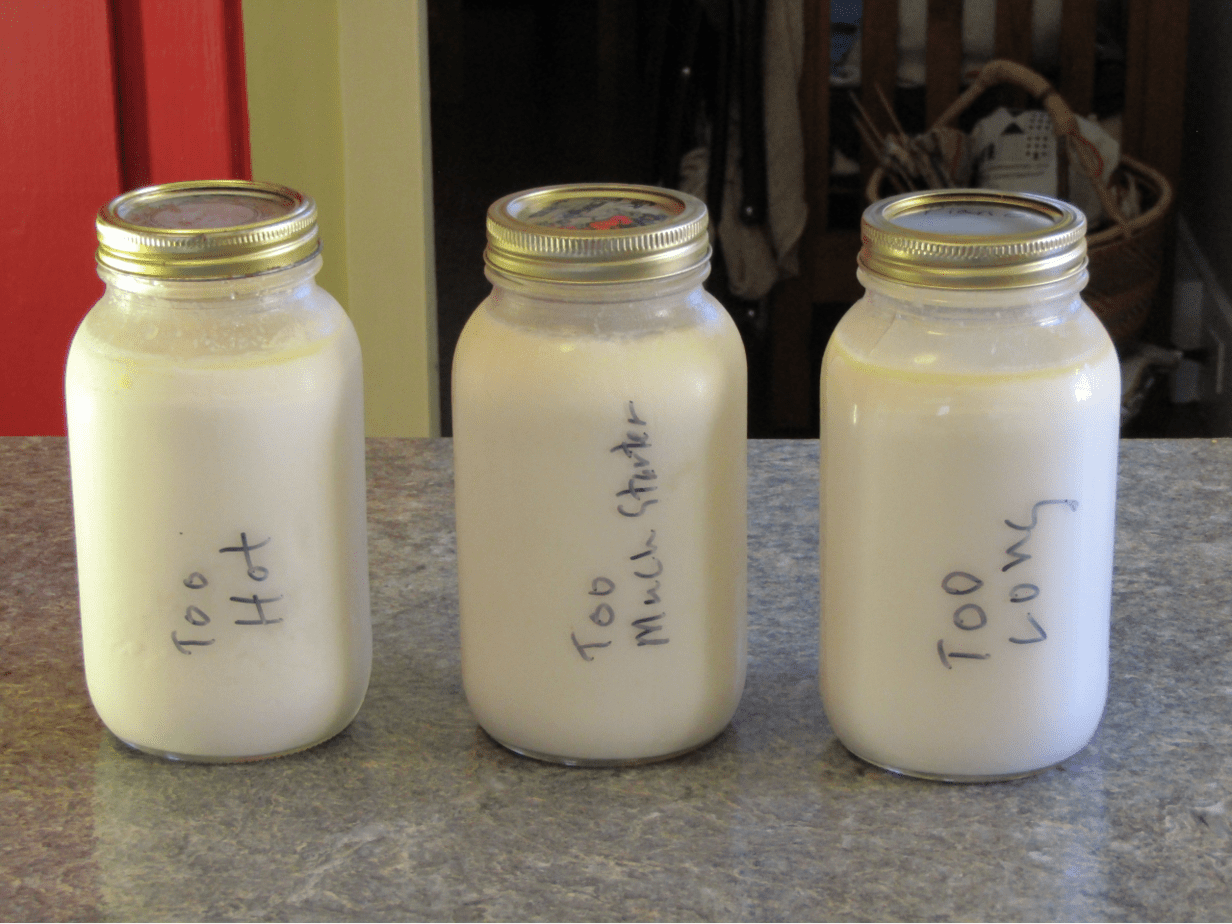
[866,59,1173,346]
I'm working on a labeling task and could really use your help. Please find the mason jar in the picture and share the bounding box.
[66,180,371,761]
[819,190,1121,780]
[452,183,748,765]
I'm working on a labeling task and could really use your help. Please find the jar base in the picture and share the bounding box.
[114,727,347,764]
[841,742,1072,783]
[483,727,727,767]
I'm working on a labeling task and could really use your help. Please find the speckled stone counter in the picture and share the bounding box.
[2,438,1230,922]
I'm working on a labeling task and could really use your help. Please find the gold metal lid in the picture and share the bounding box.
[96,180,320,279]
[484,183,711,283]
[859,189,1087,289]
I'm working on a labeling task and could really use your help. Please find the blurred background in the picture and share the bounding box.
[6,0,1229,440]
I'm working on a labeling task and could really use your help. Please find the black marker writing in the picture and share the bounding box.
[231,593,284,625]
[576,577,616,655]
[589,603,615,627]
[172,631,215,655]
[937,640,990,669]
[1009,583,1040,603]
[172,568,213,653]
[219,532,272,581]
[633,557,663,580]
[617,496,658,518]
[616,478,659,510]
[1002,500,1078,572]
[184,605,211,627]
[1009,614,1048,644]
[612,402,659,517]
[952,603,988,631]
[571,632,611,662]
[942,572,983,595]
[631,530,668,645]
[633,613,669,646]
[171,531,285,653]
[573,402,672,659]
[937,497,1076,667]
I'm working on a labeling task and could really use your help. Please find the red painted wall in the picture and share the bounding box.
[1,0,251,436]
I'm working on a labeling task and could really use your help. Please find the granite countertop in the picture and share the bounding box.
[2,437,1230,922]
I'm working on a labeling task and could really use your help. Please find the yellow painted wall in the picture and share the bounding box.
[241,0,439,437]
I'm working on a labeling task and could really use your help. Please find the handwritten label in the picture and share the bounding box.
[610,402,658,518]
[171,532,283,654]
[936,499,1076,669]
[570,402,671,661]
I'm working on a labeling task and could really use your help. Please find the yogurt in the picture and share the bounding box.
[820,321,1120,779]
[66,304,371,761]
[452,296,748,763]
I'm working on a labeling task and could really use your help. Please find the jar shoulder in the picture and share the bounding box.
[458,285,741,351]
[829,290,1115,376]
[72,280,355,364]
[452,289,747,411]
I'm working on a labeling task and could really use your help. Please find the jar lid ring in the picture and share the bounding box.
[96,180,320,280]
[484,183,711,284]
[859,189,1088,289]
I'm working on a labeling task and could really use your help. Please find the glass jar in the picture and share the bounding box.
[819,190,1121,781]
[66,180,371,761]
[452,183,748,765]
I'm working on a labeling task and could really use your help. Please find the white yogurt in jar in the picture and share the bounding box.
[820,316,1120,779]
[819,190,1123,780]
[452,296,748,763]
[66,302,371,761]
